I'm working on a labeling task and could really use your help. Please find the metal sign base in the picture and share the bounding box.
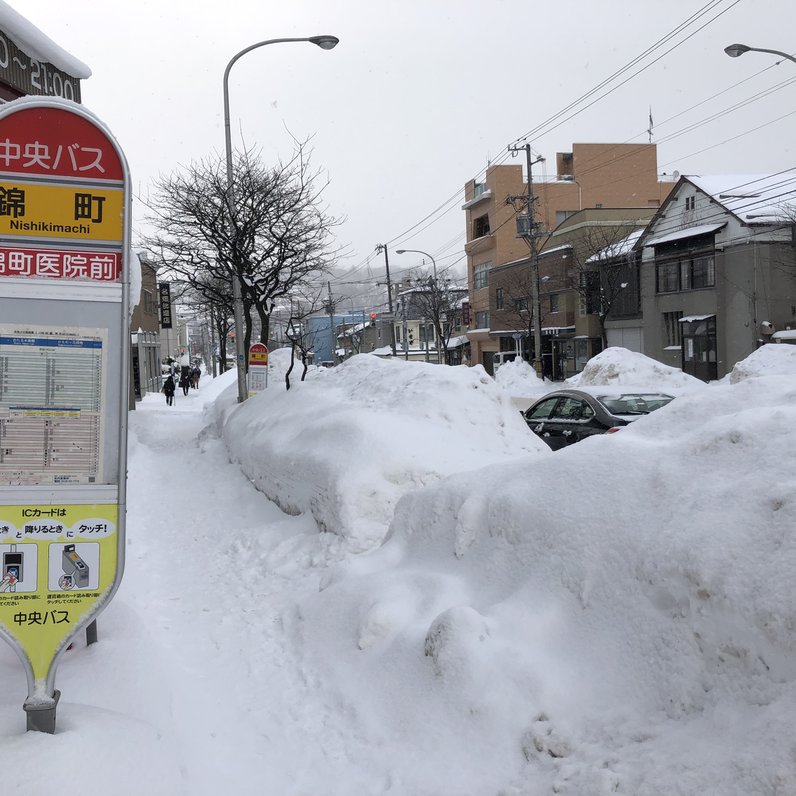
[23,689,60,734]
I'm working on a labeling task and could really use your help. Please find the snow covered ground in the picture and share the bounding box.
[2,345,796,794]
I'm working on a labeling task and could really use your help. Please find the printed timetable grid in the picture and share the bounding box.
[0,328,104,484]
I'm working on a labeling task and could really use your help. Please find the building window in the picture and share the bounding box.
[514,297,528,312]
[417,323,434,345]
[555,210,577,226]
[475,310,489,329]
[495,287,504,310]
[690,255,715,289]
[685,196,695,211]
[657,254,714,293]
[143,289,155,315]
[473,181,487,198]
[663,311,683,347]
[473,214,490,239]
[474,262,490,290]
[549,293,560,313]
[656,261,680,293]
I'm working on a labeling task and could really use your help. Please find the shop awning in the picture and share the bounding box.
[678,314,715,323]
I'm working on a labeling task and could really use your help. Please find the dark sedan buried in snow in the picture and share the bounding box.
[522,388,675,450]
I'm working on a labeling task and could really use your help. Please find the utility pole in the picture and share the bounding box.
[209,304,218,377]
[375,244,397,356]
[326,281,336,363]
[399,295,409,360]
[507,143,545,377]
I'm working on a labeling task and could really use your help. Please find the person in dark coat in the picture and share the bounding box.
[179,373,190,396]
[162,375,176,406]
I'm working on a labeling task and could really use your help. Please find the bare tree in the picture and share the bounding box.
[283,287,326,390]
[402,270,467,363]
[564,224,645,348]
[141,138,342,369]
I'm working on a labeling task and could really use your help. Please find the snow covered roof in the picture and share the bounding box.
[687,174,796,224]
[587,229,645,262]
[340,322,367,337]
[644,222,726,247]
[0,1,91,78]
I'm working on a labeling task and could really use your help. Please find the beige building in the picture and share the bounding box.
[462,143,674,374]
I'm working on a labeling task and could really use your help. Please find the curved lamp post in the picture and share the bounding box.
[724,43,796,65]
[395,248,438,282]
[396,248,443,363]
[223,35,339,402]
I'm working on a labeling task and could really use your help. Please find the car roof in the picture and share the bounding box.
[534,387,674,400]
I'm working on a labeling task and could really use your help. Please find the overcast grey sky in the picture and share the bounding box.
[20,0,796,287]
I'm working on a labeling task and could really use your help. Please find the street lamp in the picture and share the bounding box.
[724,43,796,65]
[395,248,438,282]
[396,248,442,362]
[223,35,339,402]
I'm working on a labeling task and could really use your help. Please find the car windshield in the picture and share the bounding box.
[597,393,674,416]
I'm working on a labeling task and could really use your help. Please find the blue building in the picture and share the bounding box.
[306,311,372,364]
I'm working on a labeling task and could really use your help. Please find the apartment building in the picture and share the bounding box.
[462,143,674,374]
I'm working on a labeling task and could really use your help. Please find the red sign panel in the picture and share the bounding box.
[0,245,120,281]
[248,343,268,367]
[0,106,123,182]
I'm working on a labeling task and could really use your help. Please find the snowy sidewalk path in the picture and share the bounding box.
[1,378,385,795]
[120,386,376,794]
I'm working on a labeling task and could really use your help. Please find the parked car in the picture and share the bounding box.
[521,388,674,450]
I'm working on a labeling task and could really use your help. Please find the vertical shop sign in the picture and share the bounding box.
[159,282,172,329]
[0,98,130,733]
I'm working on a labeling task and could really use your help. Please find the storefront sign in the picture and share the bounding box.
[0,34,82,102]
[159,282,172,328]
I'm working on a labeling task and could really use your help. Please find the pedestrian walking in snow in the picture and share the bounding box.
[179,373,190,396]
[162,375,176,406]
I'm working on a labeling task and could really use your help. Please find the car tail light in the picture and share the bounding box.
[606,427,622,434]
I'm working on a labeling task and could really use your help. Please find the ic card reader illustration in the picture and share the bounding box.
[3,551,23,583]
[62,544,89,588]
[1,551,23,591]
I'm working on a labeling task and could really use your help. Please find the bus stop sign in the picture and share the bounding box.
[0,98,131,733]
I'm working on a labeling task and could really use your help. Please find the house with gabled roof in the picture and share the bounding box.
[635,173,796,380]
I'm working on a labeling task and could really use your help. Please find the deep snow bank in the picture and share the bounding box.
[219,354,547,550]
[567,346,707,392]
[289,355,796,793]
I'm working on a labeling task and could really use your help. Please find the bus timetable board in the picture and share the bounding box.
[0,98,130,734]
[0,325,106,485]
